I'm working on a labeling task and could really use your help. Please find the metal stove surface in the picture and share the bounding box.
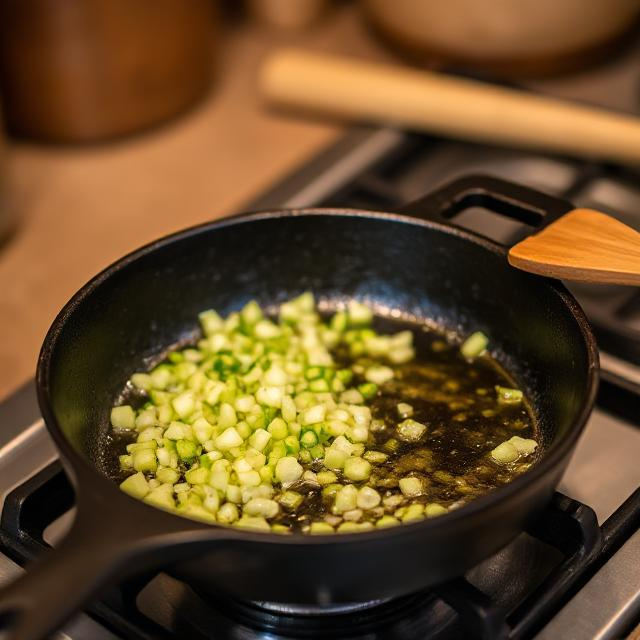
[3,44,640,638]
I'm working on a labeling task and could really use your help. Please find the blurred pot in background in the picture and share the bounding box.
[362,0,640,77]
[0,0,218,143]
[0,105,14,244]
[247,0,330,30]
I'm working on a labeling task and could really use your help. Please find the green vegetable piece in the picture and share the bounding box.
[399,477,425,497]
[217,502,239,524]
[425,503,448,518]
[216,427,243,450]
[310,522,334,534]
[244,498,280,519]
[172,392,196,420]
[347,300,373,327]
[185,467,209,485]
[275,456,303,484]
[343,457,372,481]
[364,366,394,386]
[132,449,157,473]
[495,385,524,406]
[508,436,538,456]
[323,448,348,470]
[176,439,198,461]
[461,331,489,359]
[156,467,180,485]
[402,503,425,523]
[278,490,303,510]
[363,450,388,464]
[130,373,153,392]
[333,485,358,513]
[235,516,270,531]
[316,470,338,485]
[300,430,319,449]
[120,472,150,499]
[358,383,378,399]
[267,418,289,440]
[111,405,136,430]
[396,402,414,418]
[397,419,427,442]
[491,441,519,463]
[356,486,381,510]
[376,515,400,528]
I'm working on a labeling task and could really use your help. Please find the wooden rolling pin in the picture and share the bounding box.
[260,48,640,166]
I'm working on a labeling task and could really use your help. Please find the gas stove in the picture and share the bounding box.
[3,49,640,639]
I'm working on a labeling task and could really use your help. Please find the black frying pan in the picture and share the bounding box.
[0,176,598,640]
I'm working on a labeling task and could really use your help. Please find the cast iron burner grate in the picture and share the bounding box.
[1,443,639,639]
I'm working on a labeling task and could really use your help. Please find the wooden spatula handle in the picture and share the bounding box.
[508,209,640,285]
[260,49,640,166]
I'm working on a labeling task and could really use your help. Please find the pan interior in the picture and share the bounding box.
[41,213,593,476]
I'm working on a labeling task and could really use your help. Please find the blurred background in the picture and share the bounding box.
[1,0,640,400]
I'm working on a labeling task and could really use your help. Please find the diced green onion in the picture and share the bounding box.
[396,402,414,418]
[215,427,243,450]
[356,486,381,510]
[172,392,196,420]
[278,490,303,510]
[236,516,270,531]
[310,522,334,534]
[120,472,150,499]
[461,331,489,359]
[132,449,157,473]
[357,383,378,399]
[495,385,524,406]
[111,406,135,430]
[402,503,425,523]
[399,477,425,497]
[244,498,279,519]
[397,419,427,442]
[333,485,358,513]
[113,294,506,535]
[275,457,303,484]
[425,503,448,518]
[508,436,538,456]
[363,450,388,464]
[347,300,373,326]
[300,430,319,449]
[343,457,372,481]
[376,515,400,528]
[491,441,519,463]
[364,366,394,385]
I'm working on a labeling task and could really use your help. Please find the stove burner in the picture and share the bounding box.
[6,461,635,640]
[217,593,430,637]
[250,598,392,616]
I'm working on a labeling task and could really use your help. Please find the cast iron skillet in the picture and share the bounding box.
[0,176,598,640]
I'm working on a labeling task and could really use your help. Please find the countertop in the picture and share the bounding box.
[0,6,392,400]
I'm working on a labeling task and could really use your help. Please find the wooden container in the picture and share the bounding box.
[362,0,640,77]
[0,0,217,143]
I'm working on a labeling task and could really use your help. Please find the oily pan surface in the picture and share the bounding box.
[42,213,591,476]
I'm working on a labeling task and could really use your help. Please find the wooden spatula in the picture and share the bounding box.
[508,209,640,285]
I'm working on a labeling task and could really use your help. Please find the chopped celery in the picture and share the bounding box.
[461,331,489,359]
[111,406,135,430]
[111,295,528,535]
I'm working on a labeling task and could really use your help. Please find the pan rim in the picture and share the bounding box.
[36,206,599,545]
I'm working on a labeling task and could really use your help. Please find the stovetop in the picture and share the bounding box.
[2,46,640,639]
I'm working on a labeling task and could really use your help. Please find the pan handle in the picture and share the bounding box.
[396,174,574,249]
[0,482,220,640]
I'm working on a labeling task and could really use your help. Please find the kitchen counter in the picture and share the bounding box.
[0,5,392,400]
